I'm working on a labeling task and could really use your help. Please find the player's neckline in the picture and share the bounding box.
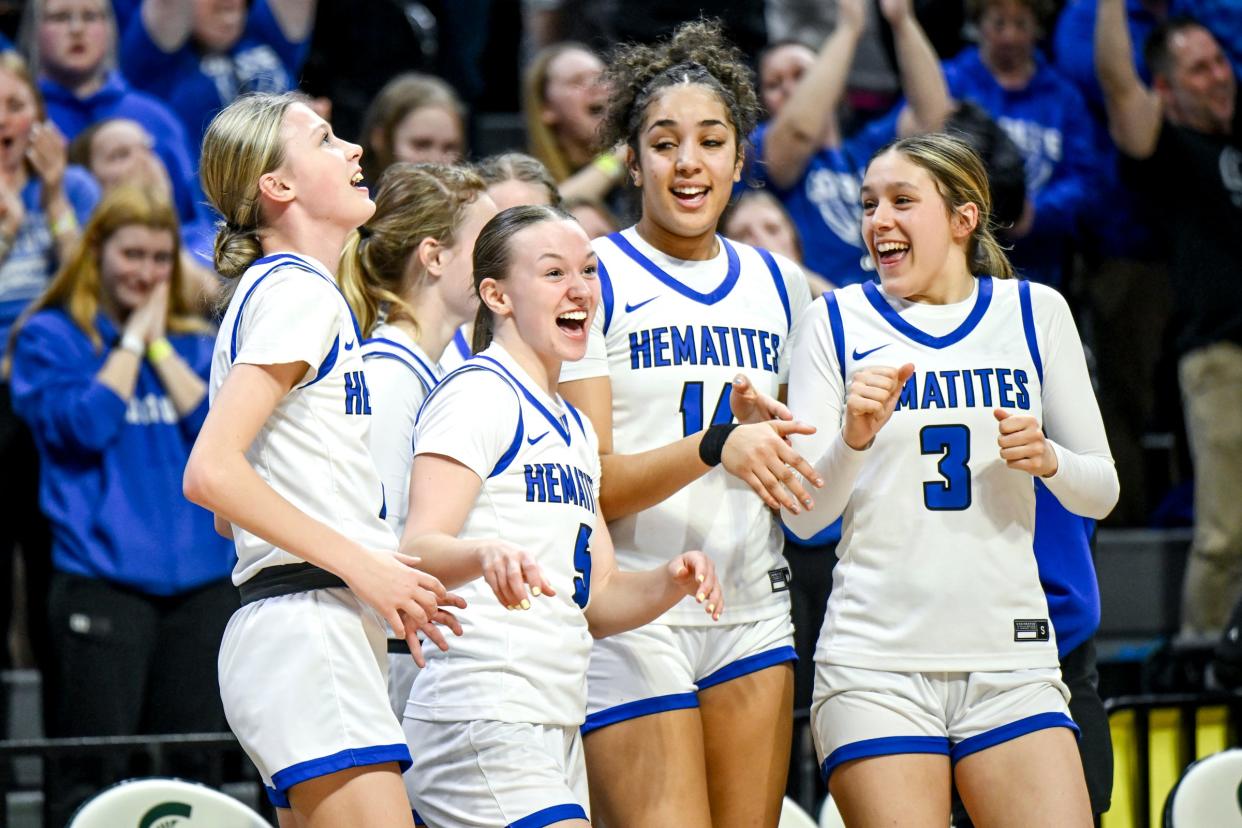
[608,231,741,306]
[861,276,994,349]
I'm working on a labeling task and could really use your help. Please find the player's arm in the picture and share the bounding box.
[401,453,557,609]
[762,0,865,190]
[183,362,464,663]
[583,518,723,638]
[996,286,1119,519]
[560,376,822,520]
[1095,0,1162,158]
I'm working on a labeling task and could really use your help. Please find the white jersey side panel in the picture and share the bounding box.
[818,277,1057,671]
[362,324,443,536]
[561,228,811,625]
[406,343,600,727]
[436,324,473,374]
[210,253,396,584]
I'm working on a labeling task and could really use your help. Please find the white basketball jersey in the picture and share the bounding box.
[210,253,395,585]
[560,228,812,625]
[436,324,473,374]
[362,324,443,536]
[817,277,1058,671]
[407,343,601,727]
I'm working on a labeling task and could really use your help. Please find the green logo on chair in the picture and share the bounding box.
[138,801,192,828]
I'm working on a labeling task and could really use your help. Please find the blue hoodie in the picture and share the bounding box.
[1034,479,1100,658]
[943,48,1097,286]
[40,71,202,226]
[9,309,234,595]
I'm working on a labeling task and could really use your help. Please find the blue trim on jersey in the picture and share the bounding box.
[608,231,742,306]
[474,354,573,446]
[452,327,471,358]
[824,293,846,385]
[696,645,797,691]
[362,337,439,393]
[416,362,526,478]
[297,334,340,389]
[490,404,525,479]
[861,276,994,349]
[581,691,700,735]
[508,804,589,828]
[413,808,426,826]
[598,258,615,334]
[821,736,950,782]
[756,247,792,328]
[565,399,586,436]
[267,743,413,806]
[1017,280,1044,386]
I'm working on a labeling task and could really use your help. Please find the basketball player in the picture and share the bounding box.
[557,20,817,826]
[182,93,463,826]
[339,162,498,718]
[401,205,723,828]
[782,133,1118,827]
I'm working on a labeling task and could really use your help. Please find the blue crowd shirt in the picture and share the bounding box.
[119,0,311,156]
[943,48,1097,286]
[9,310,234,595]
[1053,0,1163,260]
[40,71,202,225]
[1033,479,1099,658]
[749,114,897,288]
[0,167,98,346]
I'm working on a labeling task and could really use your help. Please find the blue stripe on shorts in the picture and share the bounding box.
[508,803,588,827]
[581,691,699,736]
[820,736,950,784]
[950,711,1079,764]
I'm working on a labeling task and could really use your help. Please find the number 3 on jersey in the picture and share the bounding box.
[920,424,971,510]
[680,382,733,436]
[571,523,593,609]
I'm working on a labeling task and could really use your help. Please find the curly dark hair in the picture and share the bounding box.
[601,19,760,159]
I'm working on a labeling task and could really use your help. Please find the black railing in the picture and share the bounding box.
[0,732,275,827]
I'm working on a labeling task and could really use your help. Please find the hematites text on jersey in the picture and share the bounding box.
[524,463,598,514]
[894,367,1032,412]
[628,325,784,374]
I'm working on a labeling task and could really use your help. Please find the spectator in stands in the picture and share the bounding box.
[1096,0,1241,640]
[22,0,200,227]
[1054,0,1172,526]
[120,0,316,154]
[524,43,627,205]
[722,189,831,295]
[8,185,235,744]
[0,50,97,680]
[1173,0,1241,74]
[750,0,950,286]
[562,195,618,241]
[942,0,1096,288]
[475,152,562,210]
[359,73,466,186]
[68,118,220,307]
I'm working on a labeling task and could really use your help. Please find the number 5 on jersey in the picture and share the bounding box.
[572,523,592,609]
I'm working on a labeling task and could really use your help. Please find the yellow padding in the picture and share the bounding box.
[1196,706,1229,758]
[1104,709,1136,828]
[1148,708,1185,828]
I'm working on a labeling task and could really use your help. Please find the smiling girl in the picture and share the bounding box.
[401,205,722,828]
[182,92,463,827]
[557,20,816,826]
[783,133,1117,827]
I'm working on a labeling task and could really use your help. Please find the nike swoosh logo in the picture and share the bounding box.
[527,431,549,446]
[343,339,357,351]
[851,344,889,360]
[625,297,658,313]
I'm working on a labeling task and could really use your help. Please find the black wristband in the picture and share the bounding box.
[698,423,739,467]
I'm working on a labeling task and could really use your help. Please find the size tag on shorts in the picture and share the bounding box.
[1013,619,1050,642]
[769,567,791,593]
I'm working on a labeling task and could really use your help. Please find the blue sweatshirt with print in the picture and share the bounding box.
[10,309,234,595]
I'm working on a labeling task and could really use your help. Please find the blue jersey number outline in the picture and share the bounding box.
[572,523,593,609]
[679,382,733,437]
[920,424,972,510]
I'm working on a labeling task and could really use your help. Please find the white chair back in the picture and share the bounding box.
[1163,748,1242,827]
[68,777,269,828]
[779,795,819,828]
[818,794,848,828]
